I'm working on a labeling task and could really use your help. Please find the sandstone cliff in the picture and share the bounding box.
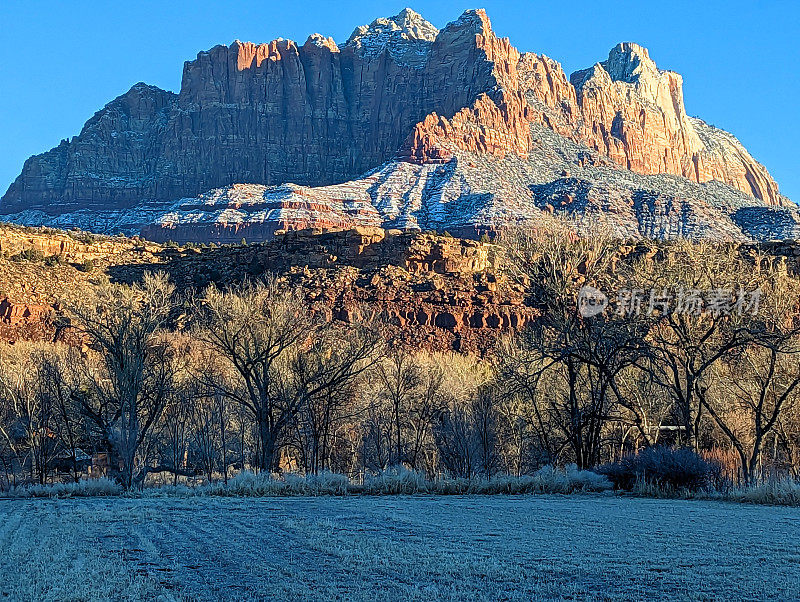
[515,43,785,206]
[3,9,502,213]
[1,8,793,242]
[0,225,534,354]
[567,44,782,204]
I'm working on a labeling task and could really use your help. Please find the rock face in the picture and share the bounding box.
[140,182,384,243]
[3,9,503,213]
[0,225,534,354]
[137,120,797,243]
[0,224,152,261]
[570,44,703,181]
[0,298,49,327]
[566,44,782,204]
[134,227,537,354]
[1,8,793,242]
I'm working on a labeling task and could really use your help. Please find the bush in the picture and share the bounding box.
[597,446,721,492]
[360,465,611,496]
[7,478,122,498]
[187,470,352,497]
[285,471,351,496]
[363,466,430,495]
[523,464,611,494]
[68,230,98,244]
[10,248,45,262]
[44,254,63,267]
[76,258,96,273]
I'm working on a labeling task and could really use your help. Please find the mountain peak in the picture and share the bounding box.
[603,42,660,83]
[451,8,492,32]
[571,42,680,107]
[1,7,789,241]
[304,33,339,52]
[345,8,438,49]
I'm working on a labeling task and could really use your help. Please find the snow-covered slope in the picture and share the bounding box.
[6,121,795,244]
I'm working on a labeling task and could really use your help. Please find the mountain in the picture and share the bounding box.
[2,8,796,242]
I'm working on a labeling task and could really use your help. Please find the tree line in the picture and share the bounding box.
[2,228,800,489]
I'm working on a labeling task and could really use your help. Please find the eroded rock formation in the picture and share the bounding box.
[1,8,792,242]
[0,225,534,353]
[3,9,503,213]
[517,43,784,205]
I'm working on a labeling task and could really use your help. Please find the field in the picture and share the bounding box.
[1,495,799,601]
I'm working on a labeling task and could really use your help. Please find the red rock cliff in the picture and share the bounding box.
[2,8,788,224]
[514,43,784,205]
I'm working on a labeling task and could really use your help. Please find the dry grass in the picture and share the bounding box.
[11,468,800,507]
[6,477,122,498]
[1,495,799,600]
[4,466,611,499]
[714,479,800,506]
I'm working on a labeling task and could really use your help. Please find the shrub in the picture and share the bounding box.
[363,466,429,495]
[44,254,63,267]
[525,464,611,494]
[176,470,353,497]
[7,478,122,498]
[284,471,351,496]
[69,230,98,244]
[361,465,611,496]
[10,248,45,262]
[597,446,721,492]
[76,258,96,273]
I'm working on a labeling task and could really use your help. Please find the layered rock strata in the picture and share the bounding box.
[1,8,792,242]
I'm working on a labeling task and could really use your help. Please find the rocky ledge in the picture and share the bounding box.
[0,225,535,353]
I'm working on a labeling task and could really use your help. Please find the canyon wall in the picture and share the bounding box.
[1,8,790,241]
[3,10,506,213]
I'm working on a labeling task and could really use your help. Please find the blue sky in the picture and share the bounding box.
[1,0,797,201]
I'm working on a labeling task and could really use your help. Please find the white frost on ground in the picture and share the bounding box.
[1,495,799,601]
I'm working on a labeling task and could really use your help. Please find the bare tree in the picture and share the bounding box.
[498,224,647,468]
[189,388,224,483]
[635,242,762,449]
[0,344,63,484]
[38,348,87,483]
[611,363,672,453]
[696,264,800,482]
[194,278,313,472]
[71,272,177,488]
[289,319,384,474]
[374,349,423,467]
[160,384,194,485]
[403,360,447,472]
